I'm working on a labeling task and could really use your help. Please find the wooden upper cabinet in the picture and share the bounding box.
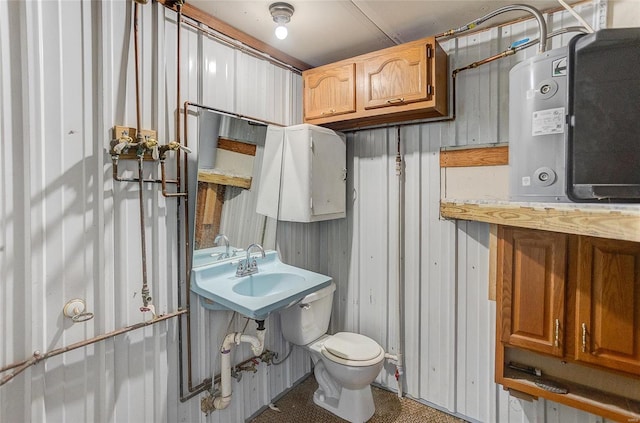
[362,44,431,110]
[575,236,640,375]
[302,36,447,130]
[303,63,356,120]
[498,227,567,357]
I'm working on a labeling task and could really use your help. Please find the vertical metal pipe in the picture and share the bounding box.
[138,155,151,306]
[134,1,150,307]
[395,126,405,398]
[134,3,143,134]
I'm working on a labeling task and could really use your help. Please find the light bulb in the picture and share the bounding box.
[275,25,288,40]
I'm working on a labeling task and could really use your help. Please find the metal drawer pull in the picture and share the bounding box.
[321,109,336,115]
[386,97,405,104]
[581,323,587,353]
[554,319,560,347]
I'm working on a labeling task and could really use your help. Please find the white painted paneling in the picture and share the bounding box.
[1,1,304,422]
[1,2,625,423]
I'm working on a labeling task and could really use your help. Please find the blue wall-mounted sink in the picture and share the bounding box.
[191,250,332,319]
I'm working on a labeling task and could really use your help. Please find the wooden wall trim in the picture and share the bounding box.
[217,137,257,155]
[440,145,508,168]
[157,0,312,71]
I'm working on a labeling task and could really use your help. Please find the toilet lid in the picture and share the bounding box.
[323,332,383,362]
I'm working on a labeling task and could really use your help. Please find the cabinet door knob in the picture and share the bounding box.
[554,319,560,347]
[581,323,588,353]
[386,97,405,104]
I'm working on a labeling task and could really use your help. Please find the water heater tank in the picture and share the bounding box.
[509,28,640,203]
[509,46,570,202]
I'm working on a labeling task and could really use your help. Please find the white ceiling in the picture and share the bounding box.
[188,0,582,67]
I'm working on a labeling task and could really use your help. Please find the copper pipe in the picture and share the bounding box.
[182,100,195,395]
[179,349,277,402]
[452,49,516,76]
[134,2,143,137]
[137,156,151,307]
[0,310,187,388]
[0,356,33,374]
[112,156,179,184]
[134,1,151,308]
[160,159,187,197]
[162,2,187,200]
[451,27,589,77]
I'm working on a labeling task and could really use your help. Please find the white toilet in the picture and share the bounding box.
[279,282,385,423]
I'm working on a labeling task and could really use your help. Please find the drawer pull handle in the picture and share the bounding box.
[554,319,560,347]
[581,323,588,353]
[386,97,405,104]
[321,109,336,115]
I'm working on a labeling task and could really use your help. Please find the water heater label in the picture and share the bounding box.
[532,107,565,136]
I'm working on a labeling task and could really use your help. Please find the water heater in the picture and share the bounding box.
[509,46,570,202]
[509,28,640,203]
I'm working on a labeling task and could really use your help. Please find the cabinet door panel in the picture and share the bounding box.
[575,237,640,375]
[362,44,431,110]
[499,227,566,356]
[303,63,356,120]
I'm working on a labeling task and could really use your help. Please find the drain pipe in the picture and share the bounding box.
[212,320,266,410]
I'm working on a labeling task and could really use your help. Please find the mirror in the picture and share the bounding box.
[190,110,277,268]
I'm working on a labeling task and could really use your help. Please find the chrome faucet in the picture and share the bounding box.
[236,243,265,277]
[214,234,230,260]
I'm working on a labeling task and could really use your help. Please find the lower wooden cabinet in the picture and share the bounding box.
[498,227,567,357]
[496,226,640,421]
[575,236,640,375]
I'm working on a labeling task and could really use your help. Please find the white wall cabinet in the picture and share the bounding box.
[257,124,346,223]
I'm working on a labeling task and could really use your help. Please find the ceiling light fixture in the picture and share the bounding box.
[269,2,294,40]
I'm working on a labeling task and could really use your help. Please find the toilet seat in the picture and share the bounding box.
[321,332,384,367]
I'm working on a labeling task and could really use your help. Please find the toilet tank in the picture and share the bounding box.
[279,282,336,345]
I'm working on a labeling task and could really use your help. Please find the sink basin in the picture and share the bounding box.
[232,273,305,297]
[190,250,332,319]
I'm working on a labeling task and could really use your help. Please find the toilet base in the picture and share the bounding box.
[312,384,375,423]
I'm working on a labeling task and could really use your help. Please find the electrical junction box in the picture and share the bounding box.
[256,124,346,222]
[508,46,570,202]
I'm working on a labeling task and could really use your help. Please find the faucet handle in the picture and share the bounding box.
[235,260,246,277]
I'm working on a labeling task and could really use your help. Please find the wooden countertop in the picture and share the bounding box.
[440,200,640,243]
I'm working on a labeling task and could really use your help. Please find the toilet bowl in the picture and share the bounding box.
[279,282,385,423]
